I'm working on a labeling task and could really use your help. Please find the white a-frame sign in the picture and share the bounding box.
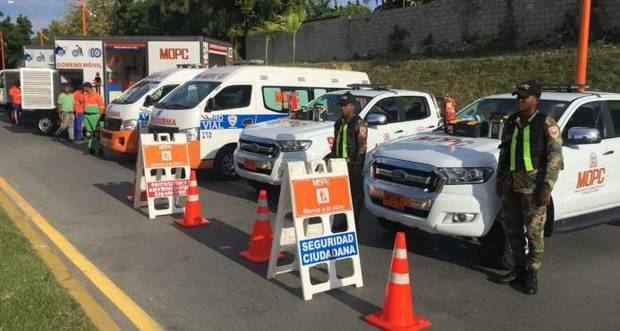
[267,159,363,300]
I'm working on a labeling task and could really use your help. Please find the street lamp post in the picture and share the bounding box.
[7,0,45,46]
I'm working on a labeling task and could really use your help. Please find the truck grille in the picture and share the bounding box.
[373,157,440,192]
[148,125,179,135]
[239,138,279,158]
[104,118,122,131]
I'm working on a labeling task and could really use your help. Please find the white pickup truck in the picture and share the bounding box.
[365,89,620,266]
[234,86,441,188]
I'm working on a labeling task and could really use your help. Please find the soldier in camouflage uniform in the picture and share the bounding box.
[492,80,563,295]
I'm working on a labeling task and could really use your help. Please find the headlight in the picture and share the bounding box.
[434,167,494,185]
[277,140,312,152]
[179,127,199,141]
[120,119,138,130]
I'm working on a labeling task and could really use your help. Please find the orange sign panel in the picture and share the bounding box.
[292,176,352,218]
[142,144,189,168]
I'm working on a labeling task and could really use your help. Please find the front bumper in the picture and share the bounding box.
[234,148,309,186]
[364,176,500,237]
[100,128,138,154]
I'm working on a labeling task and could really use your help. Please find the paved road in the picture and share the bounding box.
[1,119,619,330]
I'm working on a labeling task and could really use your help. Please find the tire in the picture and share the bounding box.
[37,115,55,135]
[480,218,513,270]
[213,144,238,180]
[376,217,403,233]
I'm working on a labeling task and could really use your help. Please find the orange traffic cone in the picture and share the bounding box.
[127,177,147,203]
[365,231,431,331]
[240,190,279,263]
[175,170,210,228]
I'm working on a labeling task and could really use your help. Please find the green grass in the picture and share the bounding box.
[307,43,620,106]
[0,207,95,331]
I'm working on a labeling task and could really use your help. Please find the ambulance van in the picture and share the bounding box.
[147,66,370,178]
[100,68,206,154]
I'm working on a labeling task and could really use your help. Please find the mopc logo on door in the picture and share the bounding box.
[160,48,189,60]
[576,152,606,191]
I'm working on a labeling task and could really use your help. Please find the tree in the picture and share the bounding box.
[249,19,283,64]
[0,12,33,68]
[282,6,306,63]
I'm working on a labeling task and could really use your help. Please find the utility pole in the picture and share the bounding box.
[81,0,87,36]
[576,0,591,92]
[0,31,6,70]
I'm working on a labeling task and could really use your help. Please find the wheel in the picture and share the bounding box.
[480,218,513,270]
[376,217,403,233]
[37,115,55,135]
[213,144,238,180]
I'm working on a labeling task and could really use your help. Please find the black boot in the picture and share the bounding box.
[490,265,525,285]
[523,268,538,295]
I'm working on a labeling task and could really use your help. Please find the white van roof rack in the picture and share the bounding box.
[234,60,265,66]
[176,64,206,69]
[347,83,392,91]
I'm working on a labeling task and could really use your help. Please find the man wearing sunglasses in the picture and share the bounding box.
[492,80,564,295]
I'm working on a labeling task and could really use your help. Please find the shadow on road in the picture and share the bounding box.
[174,217,379,316]
[357,211,498,278]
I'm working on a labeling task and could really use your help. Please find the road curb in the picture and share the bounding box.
[0,177,162,331]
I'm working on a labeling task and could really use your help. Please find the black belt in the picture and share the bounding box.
[85,112,100,115]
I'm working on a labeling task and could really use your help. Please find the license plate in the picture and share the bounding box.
[383,191,407,210]
[244,159,257,171]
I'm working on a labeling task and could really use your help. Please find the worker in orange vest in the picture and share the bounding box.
[443,94,457,131]
[9,80,22,126]
[82,82,105,155]
[73,83,85,140]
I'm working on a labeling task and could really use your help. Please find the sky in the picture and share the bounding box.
[0,0,70,28]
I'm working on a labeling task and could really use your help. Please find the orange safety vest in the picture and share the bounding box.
[73,91,84,113]
[9,86,21,105]
[83,91,105,114]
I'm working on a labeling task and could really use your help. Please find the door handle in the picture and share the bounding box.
[603,150,614,155]
[394,130,404,134]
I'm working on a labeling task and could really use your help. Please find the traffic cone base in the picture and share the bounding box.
[365,311,431,331]
[175,217,210,228]
[175,170,210,228]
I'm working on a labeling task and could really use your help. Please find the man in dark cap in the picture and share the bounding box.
[492,80,563,295]
[329,91,368,230]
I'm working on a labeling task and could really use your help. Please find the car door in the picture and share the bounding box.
[398,95,438,135]
[554,101,615,218]
[602,99,620,208]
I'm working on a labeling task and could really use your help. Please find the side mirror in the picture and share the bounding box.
[143,95,154,107]
[205,98,216,112]
[567,127,602,145]
[366,113,387,126]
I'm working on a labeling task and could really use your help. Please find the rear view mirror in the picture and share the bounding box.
[143,95,154,107]
[567,127,601,145]
[205,98,215,112]
[367,113,387,126]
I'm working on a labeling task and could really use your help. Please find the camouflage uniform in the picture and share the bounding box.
[497,111,563,270]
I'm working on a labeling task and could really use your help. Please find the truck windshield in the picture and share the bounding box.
[157,81,221,110]
[303,93,372,122]
[456,98,570,123]
[113,80,160,105]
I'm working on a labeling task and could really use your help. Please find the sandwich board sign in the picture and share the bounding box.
[267,159,363,300]
[133,133,191,219]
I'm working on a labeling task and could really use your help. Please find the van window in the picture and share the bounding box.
[157,81,220,109]
[149,84,178,103]
[113,80,160,104]
[263,87,310,112]
[313,88,327,99]
[212,85,252,110]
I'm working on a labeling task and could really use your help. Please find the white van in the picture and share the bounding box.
[100,68,206,154]
[147,65,370,178]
